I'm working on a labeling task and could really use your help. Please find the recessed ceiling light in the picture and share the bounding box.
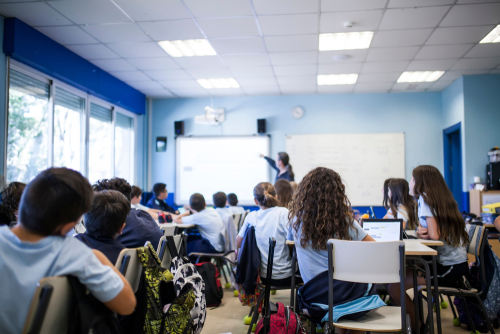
[480,25,500,43]
[158,39,216,57]
[317,74,358,85]
[197,78,239,89]
[319,32,374,51]
[397,71,444,83]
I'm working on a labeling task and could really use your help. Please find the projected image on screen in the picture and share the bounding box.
[175,136,270,206]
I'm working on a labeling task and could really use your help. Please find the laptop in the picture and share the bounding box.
[362,219,403,241]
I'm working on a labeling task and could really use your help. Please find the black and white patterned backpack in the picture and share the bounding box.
[165,236,206,334]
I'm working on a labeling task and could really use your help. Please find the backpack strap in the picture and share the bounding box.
[166,235,180,259]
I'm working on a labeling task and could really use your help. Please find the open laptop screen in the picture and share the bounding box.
[362,219,403,241]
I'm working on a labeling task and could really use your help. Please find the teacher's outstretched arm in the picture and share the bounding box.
[260,152,295,182]
[260,154,279,172]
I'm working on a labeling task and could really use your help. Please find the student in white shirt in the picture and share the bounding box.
[130,186,161,220]
[383,178,417,230]
[236,182,301,287]
[226,193,245,214]
[173,193,225,255]
[213,192,237,251]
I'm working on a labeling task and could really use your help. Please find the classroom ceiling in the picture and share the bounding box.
[1,0,500,98]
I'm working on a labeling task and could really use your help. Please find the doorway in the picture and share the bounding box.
[443,123,463,211]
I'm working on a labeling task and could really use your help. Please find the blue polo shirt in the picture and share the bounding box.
[146,197,177,214]
[116,209,163,249]
[75,233,125,265]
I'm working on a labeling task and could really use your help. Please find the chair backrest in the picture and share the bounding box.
[156,235,183,269]
[328,239,404,284]
[467,224,486,257]
[115,248,142,293]
[240,210,249,231]
[232,213,241,231]
[23,277,73,334]
[160,224,178,236]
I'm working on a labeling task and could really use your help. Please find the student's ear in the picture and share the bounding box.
[57,222,77,236]
[118,223,126,235]
[254,199,259,206]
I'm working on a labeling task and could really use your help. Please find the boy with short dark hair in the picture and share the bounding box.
[227,193,245,214]
[146,183,179,214]
[76,190,130,264]
[0,168,136,333]
[131,185,162,220]
[213,191,237,252]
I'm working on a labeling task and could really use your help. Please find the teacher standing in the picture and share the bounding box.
[260,152,295,182]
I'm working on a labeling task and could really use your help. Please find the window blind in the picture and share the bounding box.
[9,69,49,100]
[90,103,112,123]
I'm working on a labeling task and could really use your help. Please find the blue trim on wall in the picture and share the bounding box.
[443,122,464,211]
[3,18,145,115]
[462,191,470,213]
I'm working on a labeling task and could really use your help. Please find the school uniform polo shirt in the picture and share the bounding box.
[75,233,125,265]
[146,197,177,214]
[182,208,225,252]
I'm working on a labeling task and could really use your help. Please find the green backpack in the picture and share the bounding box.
[137,242,196,334]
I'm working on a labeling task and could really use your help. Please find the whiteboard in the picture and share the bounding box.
[175,136,270,206]
[286,133,405,206]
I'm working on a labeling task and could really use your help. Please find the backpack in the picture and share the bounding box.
[166,235,207,334]
[194,262,224,307]
[137,242,195,334]
[255,302,307,334]
[67,276,122,334]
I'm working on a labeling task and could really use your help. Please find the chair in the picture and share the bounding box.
[22,276,73,334]
[157,235,183,269]
[116,247,143,293]
[232,213,242,232]
[327,239,410,334]
[240,210,250,231]
[160,224,178,236]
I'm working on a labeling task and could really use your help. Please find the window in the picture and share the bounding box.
[88,103,113,184]
[7,70,50,183]
[53,87,85,172]
[115,112,135,184]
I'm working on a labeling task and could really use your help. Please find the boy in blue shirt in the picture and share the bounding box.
[146,183,179,214]
[0,168,136,334]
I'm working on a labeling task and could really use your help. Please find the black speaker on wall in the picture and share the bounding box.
[257,119,266,134]
[174,121,184,135]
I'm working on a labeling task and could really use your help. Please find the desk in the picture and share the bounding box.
[406,231,445,247]
[157,222,195,229]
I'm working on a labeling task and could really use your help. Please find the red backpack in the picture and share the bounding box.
[255,302,307,334]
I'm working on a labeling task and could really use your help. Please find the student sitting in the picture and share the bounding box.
[236,182,301,287]
[1,181,26,226]
[383,178,417,230]
[274,179,293,208]
[93,178,163,249]
[173,193,225,256]
[388,165,471,330]
[226,193,245,214]
[213,191,237,251]
[382,178,393,210]
[0,168,136,333]
[75,190,129,264]
[146,183,179,214]
[131,186,162,220]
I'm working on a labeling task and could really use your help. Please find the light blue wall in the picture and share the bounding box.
[151,92,444,190]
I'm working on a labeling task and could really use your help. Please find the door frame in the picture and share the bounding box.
[443,122,463,211]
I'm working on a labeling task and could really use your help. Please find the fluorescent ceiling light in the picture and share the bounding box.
[158,39,216,57]
[397,71,445,83]
[319,32,374,51]
[197,78,239,89]
[317,74,358,85]
[480,25,500,43]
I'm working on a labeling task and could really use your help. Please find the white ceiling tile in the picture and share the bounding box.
[428,79,455,91]
[451,58,500,70]
[320,10,383,33]
[392,82,433,90]
[158,80,202,89]
[210,37,267,54]
[276,76,317,85]
[318,63,363,74]
[48,0,131,24]
[379,7,450,30]
[367,47,419,61]
[264,35,318,52]
[357,72,401,83]
[464,44,500,58]
[169,87,210,97]
[440,70,490,81]
[406,59,457,71]
[142,89,175,98]
[362,61,409,73]
[415,44,473,59]
[82,23,149,43]
[65,44,119,59]
[107,42,166,58]
[260,14,318,36]
[110,70,151,82]
[388,0,455,8]
[273,64,317,76]
[112,0,191,21]
[426,26,495,45]
[36,26,98,45]
[254,0,318,15]
[270,51,318,65]
[440,3,500,27]
[280,85,317,94]
[91,59,137,71]
[318,49,367,63]
[197,17,259,38]
[185,67,233,79]
[219,54,271,66]
[144,69,192,80]
[126,81,164,90]
[237,77,278,86]
[209,88,246,96]
[317,85,354,94]
[229,66,275,77]
[321,0,386,12]
[183,0,253,17]
[354,82,393,93]
[138,20,204,41]
[242,86,281,95]
[0,2,72,26]
[371,29,433,47]
[127,57,181,70]
[173,56,225,69]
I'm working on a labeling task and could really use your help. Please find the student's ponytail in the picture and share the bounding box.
[286,164,294,180]
[253,182,278,208]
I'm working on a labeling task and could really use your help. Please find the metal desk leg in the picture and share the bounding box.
[412,260,420,334]
[408,256,434,334]
[432,256,442,334]
[290,246,296,309]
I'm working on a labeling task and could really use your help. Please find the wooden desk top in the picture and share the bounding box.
[158,222,195,228]
[406,230,444,247]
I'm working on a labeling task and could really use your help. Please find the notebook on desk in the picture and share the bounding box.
[362,219,403,241]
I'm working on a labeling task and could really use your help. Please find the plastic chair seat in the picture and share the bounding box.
[418,285,478,294]
[334,306,402,332]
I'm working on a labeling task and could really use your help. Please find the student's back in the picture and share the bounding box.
[227,205,245,215]
[183,208,226,252]
[226,193,245,215]
[116,209,162,249]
